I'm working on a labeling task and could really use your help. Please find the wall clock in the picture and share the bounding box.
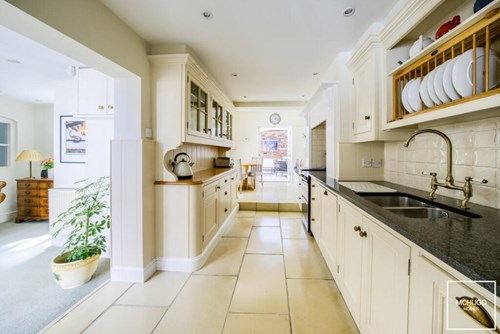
[269,113,281,125]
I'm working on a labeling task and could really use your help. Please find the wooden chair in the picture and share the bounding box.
[248,157,263,189]
[0,181,6,204]
[234,159,247,194]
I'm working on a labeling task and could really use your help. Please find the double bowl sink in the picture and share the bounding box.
[357,192,481,220]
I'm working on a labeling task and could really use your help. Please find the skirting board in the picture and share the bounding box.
[110,258,157,283]
[0,211,16,224]
[156,204,239,272]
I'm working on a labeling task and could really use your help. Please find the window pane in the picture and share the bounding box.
[0,146,7,166]
[0,123,8,144]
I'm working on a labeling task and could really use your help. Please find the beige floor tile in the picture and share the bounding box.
[154,275,236,334]
[43,282,132,334]
[223,313,290,334]
[280,218,308,239]
[279,212,303,218]
[254,215,280,226]
[255,211,279,217]
[223,217,254,237]
[246,227,283,254]
[83,305,165,334]
[288,279,359,334]
[230,254,288,314]
[238,202,257,210]
[257,202,279,211]
[237,208,256,216]
[195,238,247,276]
[283,239,332,279]
[116,271,190,306]
[279,203,301,212]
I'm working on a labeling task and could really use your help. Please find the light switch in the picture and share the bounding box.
[362,159,372,168]
[372,159,382,168]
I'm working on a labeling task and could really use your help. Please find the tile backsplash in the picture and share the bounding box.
[384,116,500,209]
[165,143,225,173]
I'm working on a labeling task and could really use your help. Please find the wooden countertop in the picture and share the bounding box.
[154,168,234,185]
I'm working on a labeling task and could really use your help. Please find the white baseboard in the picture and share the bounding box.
[156,204,239,272]
[0,211,16,224]
[110,258,157,283]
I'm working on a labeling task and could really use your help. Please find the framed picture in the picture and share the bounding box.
[60,115,86,163]
[263,140,278,152]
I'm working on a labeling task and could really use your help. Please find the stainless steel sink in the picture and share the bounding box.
[358,192,481,220]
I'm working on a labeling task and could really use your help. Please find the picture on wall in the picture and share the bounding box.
[262,140,278,152]
[60,115,86,163]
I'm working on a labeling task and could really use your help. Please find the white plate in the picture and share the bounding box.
[453,47,500,98]
[401,79,414,113]
[427,69,442,105]
[408,77,422,112]
[443,57,461,100]
[420,74,435,108]
[434,62,451,103]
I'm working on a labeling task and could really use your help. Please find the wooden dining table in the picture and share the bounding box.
[242,163,258,190]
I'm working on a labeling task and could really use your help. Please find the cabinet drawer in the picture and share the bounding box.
[38,181,53,189]
[18,189,39,197]
[39,207,49,217]
[39,197,49,207]
[218,176,230,187]
[39,189,49,198]
[17,206,39,216]
[18,197,39,206]
[203,182,218,198]
[17,181,38,190]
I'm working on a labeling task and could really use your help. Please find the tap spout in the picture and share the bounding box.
[403,129,454,184]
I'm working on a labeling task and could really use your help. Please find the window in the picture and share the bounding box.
[0,122,9,167]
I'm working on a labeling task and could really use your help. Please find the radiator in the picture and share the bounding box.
[49,188,78,246]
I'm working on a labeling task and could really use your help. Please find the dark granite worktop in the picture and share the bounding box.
[308,171,500,297]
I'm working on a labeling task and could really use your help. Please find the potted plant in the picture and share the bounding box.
[40,158,54,179]
[51,176,110,289]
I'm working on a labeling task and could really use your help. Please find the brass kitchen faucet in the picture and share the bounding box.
[403,129,487,209]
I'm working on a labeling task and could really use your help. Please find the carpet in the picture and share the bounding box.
[0,221,110,334]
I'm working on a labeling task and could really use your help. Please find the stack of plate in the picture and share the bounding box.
[401,47,499,114]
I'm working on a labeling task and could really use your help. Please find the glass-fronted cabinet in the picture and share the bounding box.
[224,109,233,141]
[211,99,224,138]
[189,79,209,135]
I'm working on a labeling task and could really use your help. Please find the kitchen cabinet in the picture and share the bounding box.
[316,185,338,279]
[230,171,238,210]
[149,54,234,156]
[76,68,114,117]
[217,175,231,225]
[310,178,322,236]
[337,198,410,333]
[203,181,218,247]
[16,179,53,223]
[409,250,499,333]
[224,108,233,142]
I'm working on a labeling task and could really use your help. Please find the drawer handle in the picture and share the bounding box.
[364,115,370,120]
[225,179,228,183]
[456,296,497,330]
[98,105,105,110]
[108,105,114,110]
[312,197,315,201]
[224,208,228,212]
[224,191,228,195]
[24,191,31,195]
[359,230,367,238]
[216,186,221,189]
[354,226,361,232]
[311,218,315,221]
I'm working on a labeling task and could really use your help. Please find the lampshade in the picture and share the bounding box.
[15,150,43,162]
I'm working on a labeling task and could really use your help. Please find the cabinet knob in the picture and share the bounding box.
[312,197,316,200]
[455,296,496,329]
[354,226,361,232]
[225,208,228,212]
[311,185,315,187]
[98,105,105,110]
[225,179,228,183]
[364,115,370,120]
[359,230,367,238]
[311,218,315,221]
[108,105,114,110]
[216,186,221,189]
[224,191,227,195]
[324,190,328,196]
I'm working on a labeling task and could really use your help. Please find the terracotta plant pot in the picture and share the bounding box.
[51,252,100,289]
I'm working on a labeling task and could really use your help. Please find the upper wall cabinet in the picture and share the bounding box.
[382,0,500,129]
[76,68,114,118]
[149,54,234,153]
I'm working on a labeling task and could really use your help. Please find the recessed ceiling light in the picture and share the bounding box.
[343,7,355,17]
[7,59,21,64]
[313,72,319,76]
[231,73,238,77]
[202,11,213,19]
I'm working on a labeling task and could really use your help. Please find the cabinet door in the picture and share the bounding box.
[352,55,374,135]
[203,184,218,247]
[188,79,209,135]
[218,176,231,225]
[319,187,338,277]
[361,216,410,334]
[77,68,112,116]
[338,199,364,322]
[230,172,238,210]
[224,109,233,141]
[310,179,321,237]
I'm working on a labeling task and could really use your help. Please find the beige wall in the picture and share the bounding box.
[385,115,500,209]
[165,144,222,174]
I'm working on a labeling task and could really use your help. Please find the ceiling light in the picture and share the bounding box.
[202,11,213,19]
[231,73,238,77]
[343,7,355,17]
[313,72,319,76]
[7,59,21,64]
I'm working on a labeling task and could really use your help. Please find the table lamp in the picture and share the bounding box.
[15,150,43,178]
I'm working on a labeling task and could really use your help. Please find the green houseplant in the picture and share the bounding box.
[51,176,110,289]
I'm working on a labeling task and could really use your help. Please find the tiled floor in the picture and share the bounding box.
[42,211,359,334]
[238,179,301,212]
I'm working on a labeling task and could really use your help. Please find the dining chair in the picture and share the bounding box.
[234,159,248,194]
[248,156,263,189]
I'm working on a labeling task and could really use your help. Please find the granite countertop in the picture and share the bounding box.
[308,171,500,297]
[154,167,234,185]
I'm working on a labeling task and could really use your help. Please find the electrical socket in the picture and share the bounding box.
[362,158,372,168]
[372,159,382,168]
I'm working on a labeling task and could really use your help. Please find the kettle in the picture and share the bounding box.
[172,152,194,179]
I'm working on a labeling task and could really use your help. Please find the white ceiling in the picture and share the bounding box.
[100,0,399,102]
[0,25,83,104]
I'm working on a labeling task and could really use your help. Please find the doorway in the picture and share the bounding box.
[259,128,291,182]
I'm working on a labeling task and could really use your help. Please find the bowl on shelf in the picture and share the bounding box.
[420,74,435,108]
[435,15,461,40]
[452,47,500,98]
[473,0,494,13]
[409,35,434,58]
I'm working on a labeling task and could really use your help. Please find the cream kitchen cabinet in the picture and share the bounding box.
[310,178,322,236]
[217,174,231,226]
[316,185,338,279]
[409,249,499,334]
[337,198,410,333]
[76,68,114,117]
[149,53,234,155]
[202,181,219,248]
[229,171,238,210]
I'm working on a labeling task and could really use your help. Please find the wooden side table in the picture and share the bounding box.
[15,179,54,223]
